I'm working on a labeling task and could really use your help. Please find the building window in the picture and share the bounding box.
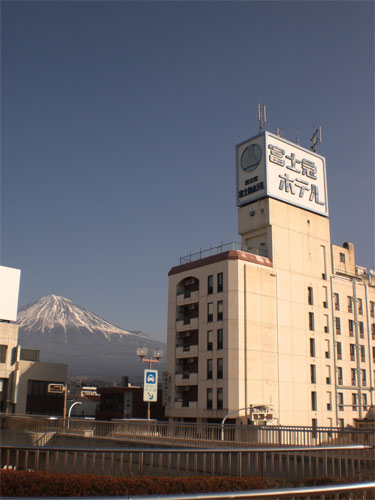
[347,296,353,313]
[207,330,213,351]
[310,338,316,357]
[27,380,49,396]
[363,394,368,411]
[340,252,345,263]
[323,286,328,308]
[217,329,223,350]
[360,345,366,362]
[311,392,317,411]
[308,287,314,305]
[336,342,342,360]
[310,364,316,384]
[0,345,7,364]
[321,245,327,279]
[327,391,332,411]
[352,393,358,411]
[358,298,363,315]
[207,388,213,409]
[361,369,366,386]
[350,344,356,362]
[348,319,354,337]
[217,273,223,293]
[309,312,315,331]
[351,368,356,386]
[326,365,331,384]
[207,303,213,323]
[324,315,329,333]
[217,358,223,379]
[207,359,213,379]
[217,388,223,410]
[207,275,213,295]
[312,418,318,438]
[370,301,375,318]
[334,293,340,311]
[373,346,375,362]
[217,301,223,321]
[359,322,364,338]
[338,393,344,411]
[335,317,341,335]
[325,340,330,359]
[337,367,343,385]
[339,418,344,427]
[372,323,375,341]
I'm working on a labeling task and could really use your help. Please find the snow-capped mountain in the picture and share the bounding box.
[17,295,166,378]
[18,294,149,338]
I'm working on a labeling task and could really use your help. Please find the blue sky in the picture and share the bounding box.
[1,1,374,341]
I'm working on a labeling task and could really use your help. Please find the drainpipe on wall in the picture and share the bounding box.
[353,278,363,419]
[364,284,374,407]
[330,275,339,426]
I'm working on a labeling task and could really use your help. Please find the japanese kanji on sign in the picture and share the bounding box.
[236,131,328,217]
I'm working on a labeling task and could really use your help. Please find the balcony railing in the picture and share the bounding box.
[180,241,267,265]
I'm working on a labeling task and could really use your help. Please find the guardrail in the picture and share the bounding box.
[1,444,374,481]
[1,414,374,448]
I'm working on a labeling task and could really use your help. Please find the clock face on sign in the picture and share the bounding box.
[241,143,262,172]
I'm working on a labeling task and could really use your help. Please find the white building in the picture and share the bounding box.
[166,131,374,427]
[0,266,67,415]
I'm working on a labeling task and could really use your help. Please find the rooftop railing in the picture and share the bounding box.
[180,241,267,265]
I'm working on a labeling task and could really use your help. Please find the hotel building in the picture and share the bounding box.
[165,130,374,428]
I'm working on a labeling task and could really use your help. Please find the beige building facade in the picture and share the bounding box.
[166,133,374,428]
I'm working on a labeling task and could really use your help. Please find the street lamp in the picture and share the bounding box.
[137,347,164,419]
[67,401,82,430]
[68,401,82,419]
[220,405,270,440]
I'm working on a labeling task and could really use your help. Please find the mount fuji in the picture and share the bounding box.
[17,295,166,379]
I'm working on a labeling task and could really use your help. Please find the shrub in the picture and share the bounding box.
[0,471,283,497]
[0,470,363,497]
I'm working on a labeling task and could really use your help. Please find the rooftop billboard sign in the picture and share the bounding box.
[236,131,328,217]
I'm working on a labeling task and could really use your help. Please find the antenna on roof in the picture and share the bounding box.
[258,101,267,133]
[276,128,283,137]
[296,132,300,145]
[310,125,322,152]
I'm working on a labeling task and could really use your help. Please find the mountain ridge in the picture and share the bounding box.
[18,294,151,339]
[17,294,166,378]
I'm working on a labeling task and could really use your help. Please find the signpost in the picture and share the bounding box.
[136,348,163,420]
[48,383,65,394]
[143,369,158,403]
[48,383,67,423]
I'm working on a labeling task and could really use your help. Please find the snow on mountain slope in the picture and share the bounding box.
[18,294,148,339]
[17,295,166,378]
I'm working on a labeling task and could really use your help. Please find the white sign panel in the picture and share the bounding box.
[0,266,21,322]
[143,369,158,402]
[236,132,328,217]
[48,383,65,394]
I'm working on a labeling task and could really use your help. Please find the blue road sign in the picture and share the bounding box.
[143,369,158,402]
